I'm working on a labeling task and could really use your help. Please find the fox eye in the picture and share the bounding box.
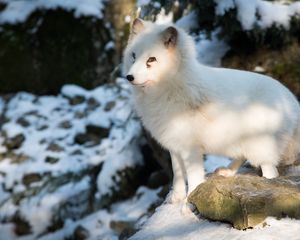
[132,52,136,62]
[146,57,157,68]
[147,57,156,63]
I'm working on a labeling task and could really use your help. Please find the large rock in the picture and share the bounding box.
[188,175,300,230]
[0,7,114,94]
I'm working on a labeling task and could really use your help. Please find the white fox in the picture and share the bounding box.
[123,18,300,203]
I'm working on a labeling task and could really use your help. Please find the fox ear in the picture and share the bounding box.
[162,26,177,48]
[131,18,145,36]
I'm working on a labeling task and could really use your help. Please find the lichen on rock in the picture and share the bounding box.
[188,175,300,229]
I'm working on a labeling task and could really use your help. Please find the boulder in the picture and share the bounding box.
[0,8,114,94]
[188,175,300,230]
[4,133,25,150]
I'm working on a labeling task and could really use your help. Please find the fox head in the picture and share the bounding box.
[123,18,192,88]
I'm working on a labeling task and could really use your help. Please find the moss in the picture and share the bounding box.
[188,175,300,230]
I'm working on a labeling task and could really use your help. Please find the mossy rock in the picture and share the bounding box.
[0,8,114,94]
[188,175,300,230]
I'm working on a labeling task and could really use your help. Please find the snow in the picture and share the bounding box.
[21,176,90,235]
[0,0,105,24]
[215,0,300,30]
[61,84,88,98]
[195,30,230,67]
[0,78,145,236]
[155,8,173,25]
[97,121,143,196]
[137,0,151,8]
[176,11,198,32]
[130,203,300,240]
[253,66,266,73]
[39,186,162,240]
[205,155,231,173]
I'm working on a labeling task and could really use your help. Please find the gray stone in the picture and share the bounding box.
[5,134,25,150]
[16,117,30,127]
[12,215,32,236]
[188,175,300,229]
[68,96,85,106]
[146,170,169,189]
[104,101,116,111]
[87,97,100,111]
[58,120,72,129]
[45,156,59,164]
[46,143,64,152]
[73,225,90,240]
[86,124,109,139]
[0,8,114,94]
[74,125,109,146]
[22,173,42,187]
[74,133,100,147]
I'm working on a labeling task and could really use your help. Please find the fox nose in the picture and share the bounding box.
[126,75,134,82]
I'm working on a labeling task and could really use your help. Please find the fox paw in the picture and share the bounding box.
[180,199,199,218]
[214,167,235,177]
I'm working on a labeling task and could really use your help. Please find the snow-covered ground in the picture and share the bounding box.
[131,203,300,240]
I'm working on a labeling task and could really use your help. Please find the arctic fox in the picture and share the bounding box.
[123,18,300,202]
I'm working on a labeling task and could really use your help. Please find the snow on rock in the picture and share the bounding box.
[0,78,144,237]
[131,203,300,240]
[38,186,162,240]
[137,0,152,7]
[61,84,88,99]
[215,0,300,30]
[0,0,105,24]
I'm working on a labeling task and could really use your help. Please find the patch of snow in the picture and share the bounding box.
[97,134,143,196]
[195,30,230,67]
[125,15,131,23]
[39,186,162,240]
[20,176,91,236]
[61,84,88,98]
[205,155,231,173]
[2,122,24,138]
[0,0,105,24]
[215,0,235,15]
[155,8,173,25]
[215,0,300,30]
[131,203,300,240]
[253,66,266,73]
[176,11,198,32]
[137,0,151,8]
[0,223,16,240]
[105,41,115,50]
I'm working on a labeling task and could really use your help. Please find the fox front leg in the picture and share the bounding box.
[167,152,187,203]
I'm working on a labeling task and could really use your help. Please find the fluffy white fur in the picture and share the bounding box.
[123,19,300,203]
